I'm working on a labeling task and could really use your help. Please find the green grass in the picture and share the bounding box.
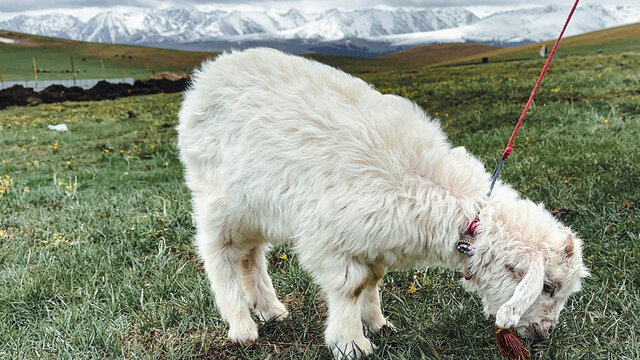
[1,44,639,359]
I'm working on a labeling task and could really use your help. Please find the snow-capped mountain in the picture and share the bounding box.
[386,5,640,46]
[0,7,478,44]
[0,5,638,56]
[0,13,83,39]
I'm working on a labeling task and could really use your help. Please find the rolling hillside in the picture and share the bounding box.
[1,22,639,83]
[0,30,500,81]
[0,30,215,82]
[436,22,640,66]
[311,23,639,73]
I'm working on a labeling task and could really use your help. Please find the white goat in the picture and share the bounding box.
[178,48,588,359]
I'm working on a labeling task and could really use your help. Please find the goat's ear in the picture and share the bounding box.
[495,255,545,329]
[562,227,574,258]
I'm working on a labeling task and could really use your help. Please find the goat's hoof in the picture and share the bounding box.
[257,302,289,322]
[330,337,374,359]
[228,321,259,345]
[378,321,397,333]
[369,319,397,334]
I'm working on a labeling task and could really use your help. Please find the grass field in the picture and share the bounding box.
[1,39,640,359]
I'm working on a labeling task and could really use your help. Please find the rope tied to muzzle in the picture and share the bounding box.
[496,326,530,360]
[455,1,581,358]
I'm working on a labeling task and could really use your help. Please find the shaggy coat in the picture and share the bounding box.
[178,48,587,359]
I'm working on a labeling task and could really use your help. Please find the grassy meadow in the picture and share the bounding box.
[1,40,640,360]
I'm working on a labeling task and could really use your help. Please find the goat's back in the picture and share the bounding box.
[178,48,486,261]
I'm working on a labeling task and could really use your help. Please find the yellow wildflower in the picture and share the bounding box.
[124,172,129,176]
[23,187,30,193]
[407,282,417,294]
[604,119,609,124]
[280,253,288,260]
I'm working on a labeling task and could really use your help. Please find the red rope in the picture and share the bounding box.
[501,0,580,159]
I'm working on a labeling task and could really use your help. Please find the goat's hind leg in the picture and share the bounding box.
[195,197,258,344]
[240,242,289,322]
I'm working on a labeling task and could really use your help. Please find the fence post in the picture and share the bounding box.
[100,59,106,79]
[32,56,38,91]
[70,56,77,86]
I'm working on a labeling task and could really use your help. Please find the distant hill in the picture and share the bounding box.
[310,23,640,73]
[379,43,500,67]
[436,22,640,66]
[0,30,215,82]
[308,43,501,73]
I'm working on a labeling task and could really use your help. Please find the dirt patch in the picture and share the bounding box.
[151,72,189,81]
[0,78,190,110]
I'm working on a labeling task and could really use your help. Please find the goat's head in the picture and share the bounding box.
[463,194,588,340]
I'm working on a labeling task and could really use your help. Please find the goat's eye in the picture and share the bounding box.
[543,283,555,296]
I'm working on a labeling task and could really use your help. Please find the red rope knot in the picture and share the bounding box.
[502,146,513,159]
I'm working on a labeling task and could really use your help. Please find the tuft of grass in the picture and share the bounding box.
[1,45,639,359]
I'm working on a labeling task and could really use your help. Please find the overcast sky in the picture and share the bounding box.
[0,0,636,18]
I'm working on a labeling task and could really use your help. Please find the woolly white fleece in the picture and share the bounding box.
[177,48,588,359]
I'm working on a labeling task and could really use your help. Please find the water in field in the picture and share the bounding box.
[0,78,135,91]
